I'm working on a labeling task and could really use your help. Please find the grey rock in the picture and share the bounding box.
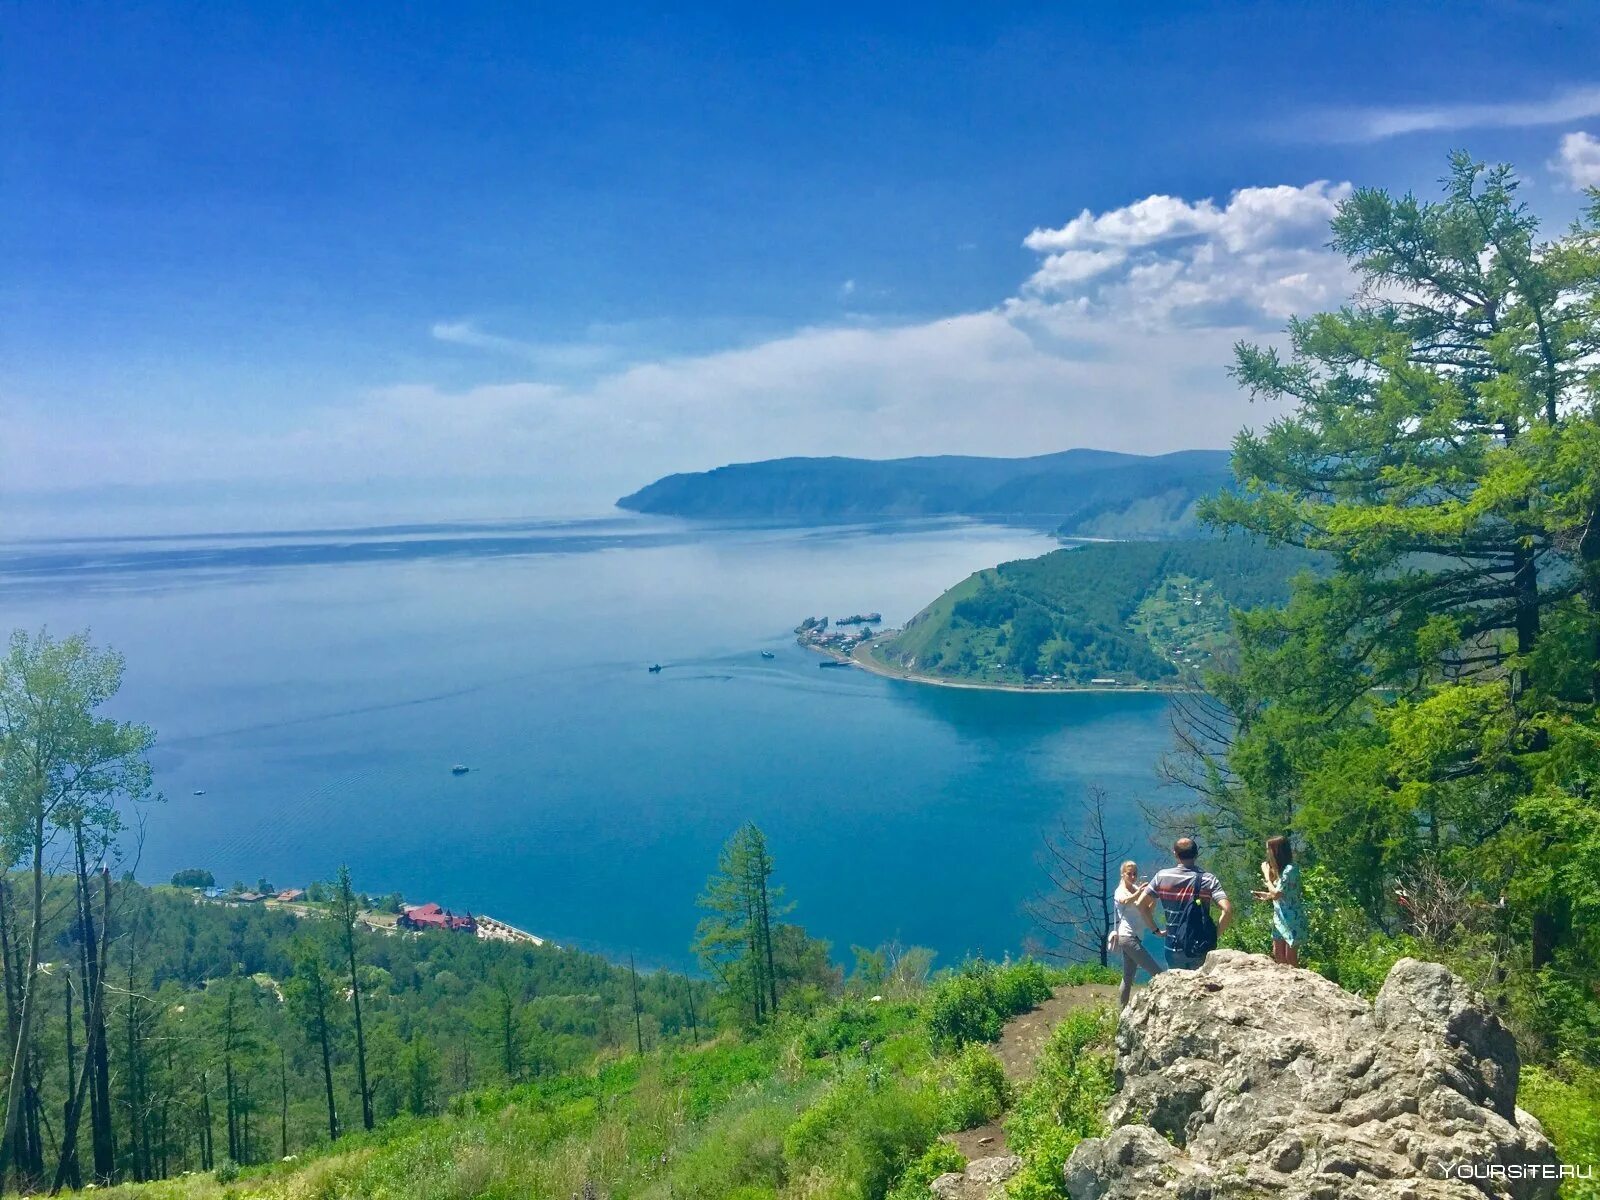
[1066,952,1559,1199]
[929,1154,1023,1198]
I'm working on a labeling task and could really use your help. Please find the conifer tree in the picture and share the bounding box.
[1198,155,1600,983]
[330,867,373,1131]
[285,938,340,1142]
[693,824,793,1024]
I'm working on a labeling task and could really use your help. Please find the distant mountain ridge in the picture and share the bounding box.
[617,449,1233,536]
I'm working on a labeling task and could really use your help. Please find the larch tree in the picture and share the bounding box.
[1198,155,1600,986]
[0,630,153,1191]
[284,937,341,1142]
[331,866,374,1131]
[693,824,797,1026]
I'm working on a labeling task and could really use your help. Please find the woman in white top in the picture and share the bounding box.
[1112,859,1164,1008]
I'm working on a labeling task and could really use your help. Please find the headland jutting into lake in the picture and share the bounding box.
[794,613,1195,693]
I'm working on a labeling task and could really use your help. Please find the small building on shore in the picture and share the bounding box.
[399,902,477,934]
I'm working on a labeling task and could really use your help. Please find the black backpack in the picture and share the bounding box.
[1165,867,1219,958]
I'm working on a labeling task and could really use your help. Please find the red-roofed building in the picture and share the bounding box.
[399,902,476,934]
[276,888,306,903]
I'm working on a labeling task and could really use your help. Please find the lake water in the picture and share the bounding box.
[0,515,1174,971]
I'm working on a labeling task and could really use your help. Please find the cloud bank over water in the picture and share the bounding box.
[6,180,1360,509]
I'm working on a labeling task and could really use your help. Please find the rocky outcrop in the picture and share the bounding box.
[1063,952,1559,1199]
[930,1154,1022,1199]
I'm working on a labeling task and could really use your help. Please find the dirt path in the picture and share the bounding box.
[945,982,1118,1160]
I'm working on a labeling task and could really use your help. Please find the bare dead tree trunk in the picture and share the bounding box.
[1025,786,1129,965]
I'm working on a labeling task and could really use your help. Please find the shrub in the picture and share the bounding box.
[1515,961,1600,1065]
[1054,962,1121,987]
[1004,1005,1116,1199]
[885,1140,966,1200]
[942,1043,1011,1129]
[1298,866,1415,997]
[801,995,920,1059]
[784,1071,945,1200]
[925,959,1054,1048]
[1519,1059,1600,1200]
[666,1040,782,1120]
[992,959,1054,1015]
[927,969,1006,1046]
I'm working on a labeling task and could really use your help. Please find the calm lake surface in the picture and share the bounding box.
[0,515,1173,971]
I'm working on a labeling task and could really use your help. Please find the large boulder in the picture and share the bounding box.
[1063,952,1559,1199]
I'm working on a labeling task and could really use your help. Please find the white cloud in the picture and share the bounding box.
[4,178,1366,511]
[1025,248,1127,290]
[430,320,618,371]
[1302,84,1600,142]
[1019,182,1354,326]
[1552,131,1600,188]
[1025,183,1348,256]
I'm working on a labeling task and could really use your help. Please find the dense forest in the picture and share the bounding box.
[876,539,1325,685]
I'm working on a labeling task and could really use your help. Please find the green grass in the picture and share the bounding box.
[64,960,1111,1200]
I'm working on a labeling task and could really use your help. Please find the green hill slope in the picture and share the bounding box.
[617,449,1231,536]
[874,540,1325,686]
[74,960,1120,1200]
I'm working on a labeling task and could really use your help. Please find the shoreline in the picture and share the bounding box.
[802,636,1198,695]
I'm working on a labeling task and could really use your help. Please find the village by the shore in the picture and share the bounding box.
[176,875,546,946]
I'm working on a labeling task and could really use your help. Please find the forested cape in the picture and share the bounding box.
[617,448,1230,537]
[875,539,1324,685]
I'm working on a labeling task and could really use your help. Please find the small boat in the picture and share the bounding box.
[819,660,853,670]
[451,764,470,776]
[760,650,776,659]
[648,663,663,673]
[192,789,206,796]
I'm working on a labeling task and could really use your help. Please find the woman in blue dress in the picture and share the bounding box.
[1252,834,1307,967]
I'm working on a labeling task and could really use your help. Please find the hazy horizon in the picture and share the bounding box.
[6,5,1599,518]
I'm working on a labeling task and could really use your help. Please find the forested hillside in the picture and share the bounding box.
[617,448,1230,536]
[0,863,714,1189]
[874,539,1324,686]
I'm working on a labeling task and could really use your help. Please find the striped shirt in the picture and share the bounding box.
[1149,865,1227,929]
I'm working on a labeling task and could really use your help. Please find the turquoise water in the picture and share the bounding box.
[0,516,1173,971]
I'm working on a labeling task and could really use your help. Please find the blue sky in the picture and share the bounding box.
[5,1,1600,525]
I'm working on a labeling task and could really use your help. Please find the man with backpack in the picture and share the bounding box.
[1150,837,1233,969]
